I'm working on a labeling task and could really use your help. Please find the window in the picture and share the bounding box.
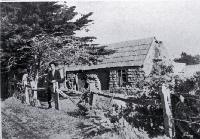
[118,69,128,87]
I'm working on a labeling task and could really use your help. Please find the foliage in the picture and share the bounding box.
[78,59,173,138]
[174,52,200,65]
[79,60,174,137]
[172,72,200,138]
[0,2,115,99]
[111,60,174,97]
[79,104,151,139]
[123,102,164,137]
[30,34,105,77]
[79,110,114,137]
[0,2,113,78]
[109,60,174,137]
[174,72,200,94]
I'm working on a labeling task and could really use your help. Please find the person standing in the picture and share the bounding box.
[22,69,31,104]
[46,62,62,108]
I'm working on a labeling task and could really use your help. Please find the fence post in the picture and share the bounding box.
[54,82,60,110]
[161,84,174,138]
[33,81,38,102]
[24,85,30,104]
[30,80,41,107]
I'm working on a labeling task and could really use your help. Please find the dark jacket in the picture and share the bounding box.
[46,70,62,87]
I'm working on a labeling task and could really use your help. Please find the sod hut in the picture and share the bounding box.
[64,37,168,91]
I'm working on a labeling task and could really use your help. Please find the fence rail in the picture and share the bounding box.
[14,81,200,138]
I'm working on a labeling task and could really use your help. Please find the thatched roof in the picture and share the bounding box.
[65,37,160,72]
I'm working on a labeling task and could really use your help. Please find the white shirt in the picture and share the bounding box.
[22,73,28,87]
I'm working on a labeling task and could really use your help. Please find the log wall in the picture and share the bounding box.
[66,67,145,91]
[109,67,145,89]
[109,70,118,88]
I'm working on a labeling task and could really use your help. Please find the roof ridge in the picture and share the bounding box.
[107,36,156,46]
[142,37,156,66]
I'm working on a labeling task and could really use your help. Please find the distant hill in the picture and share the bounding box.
[174,52,200,65]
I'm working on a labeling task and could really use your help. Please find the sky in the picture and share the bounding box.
[65,0,200,58]
[2,0,199,58]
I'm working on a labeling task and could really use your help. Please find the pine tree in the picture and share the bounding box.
[0,2,113,97]
[1,2,105,75]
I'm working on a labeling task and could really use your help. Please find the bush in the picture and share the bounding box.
[172,72,200,138]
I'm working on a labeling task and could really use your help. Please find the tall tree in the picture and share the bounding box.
[0,2,106,76]
[0,2,114,98]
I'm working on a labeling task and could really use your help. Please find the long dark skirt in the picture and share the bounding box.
[47,86,53,107]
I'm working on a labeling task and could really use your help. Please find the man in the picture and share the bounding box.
[46,61,62,108]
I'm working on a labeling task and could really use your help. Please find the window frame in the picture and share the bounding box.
[117,69,128,87]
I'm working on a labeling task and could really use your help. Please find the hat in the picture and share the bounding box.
[49,61,58,66]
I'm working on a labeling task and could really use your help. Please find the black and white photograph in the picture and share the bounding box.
[0,0,200,138]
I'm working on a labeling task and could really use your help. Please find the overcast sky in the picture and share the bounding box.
[66,0,200,58]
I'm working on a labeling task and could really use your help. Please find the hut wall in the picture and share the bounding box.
[109,67,145,89]
[109,70,118,88]
[66,69,110,91]
[66,67,145,91]
[127,68,145,87]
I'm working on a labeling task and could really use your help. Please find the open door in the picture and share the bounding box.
[96,69,110,90]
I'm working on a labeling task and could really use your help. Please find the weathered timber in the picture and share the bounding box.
[91,91,160,106]
[53,82,60,110]
[161,85,174,138]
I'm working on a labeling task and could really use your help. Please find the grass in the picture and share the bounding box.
[1,97,85,139]
[1,97,170,139]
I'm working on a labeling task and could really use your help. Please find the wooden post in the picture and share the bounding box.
[24,86,30,104]
[22,73,30,104]
[75,73,78,91]
[33,81,38,101]
[161,84,174,138]
[58,67,65,89]
[30,80,41,107]
[88,80,97,92]
[54,82,60,110]
[91,93,97,108]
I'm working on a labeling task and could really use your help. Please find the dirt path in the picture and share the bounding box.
[1,97,86,139]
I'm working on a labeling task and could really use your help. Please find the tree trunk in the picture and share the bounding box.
[32,54,41,107]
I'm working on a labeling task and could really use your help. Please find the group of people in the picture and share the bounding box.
[22,61,62,109]
[22,61,102,109]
